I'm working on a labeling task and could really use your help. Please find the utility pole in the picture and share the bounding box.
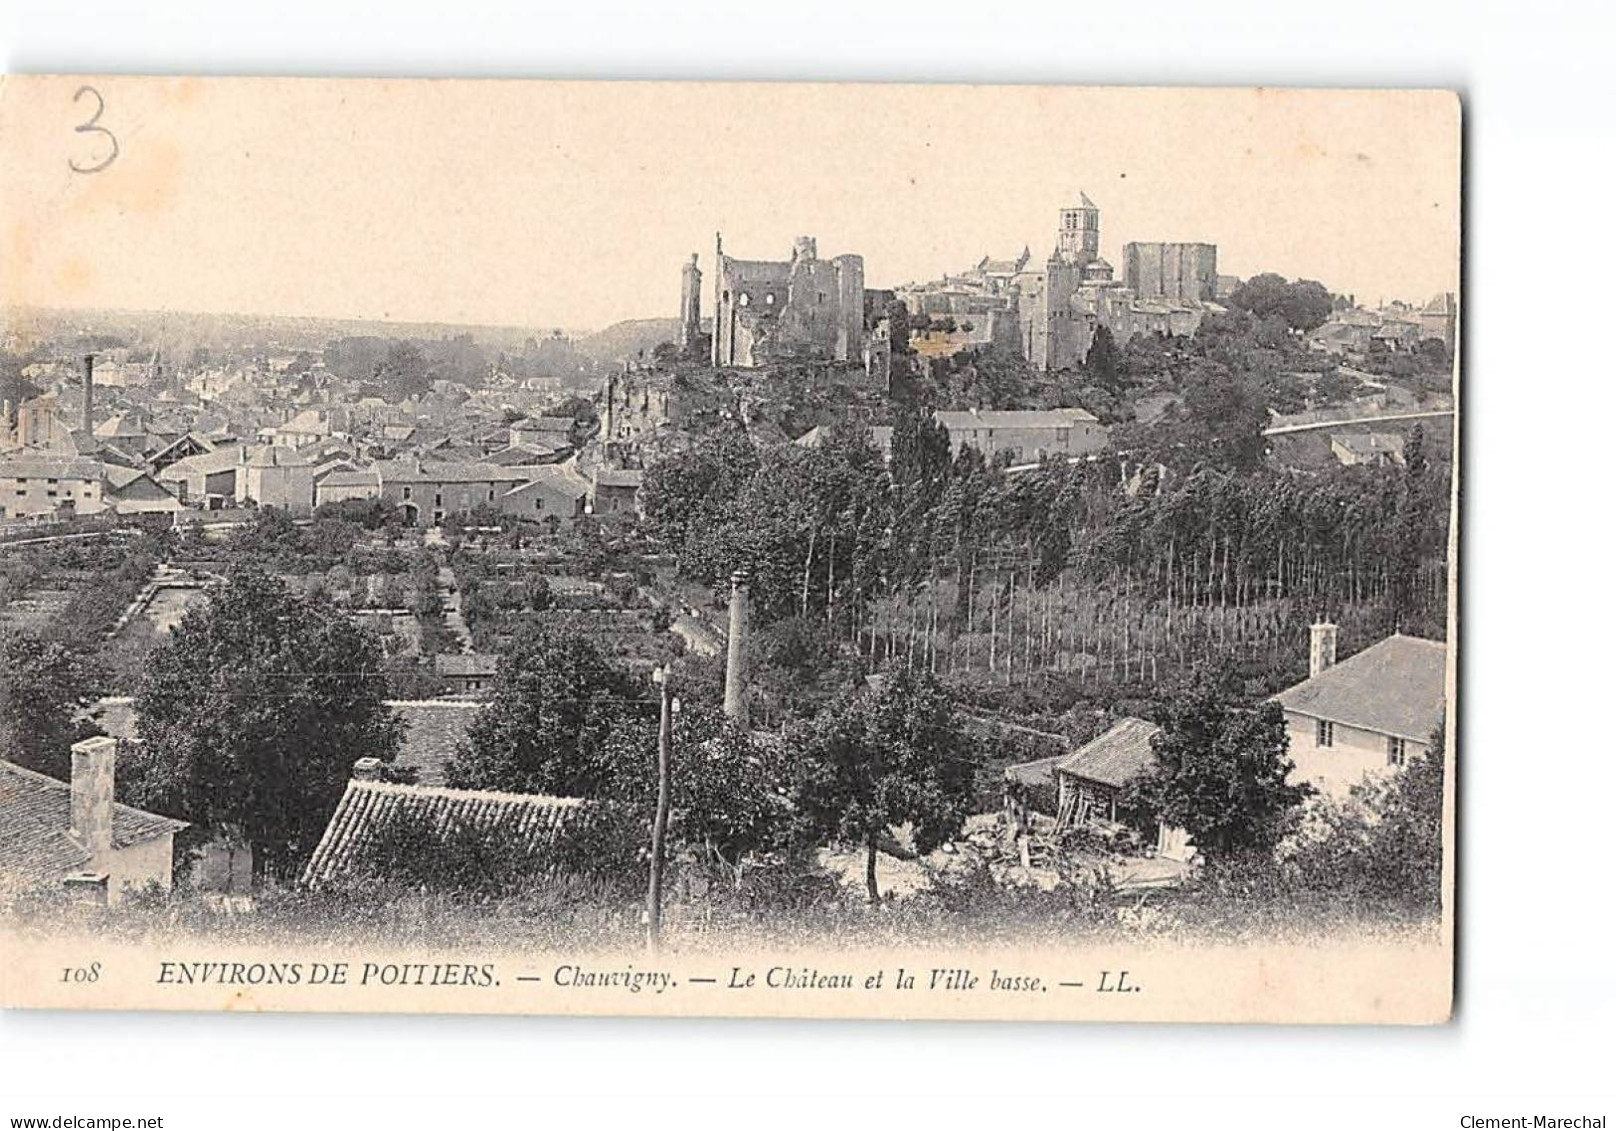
[646,665,673,954]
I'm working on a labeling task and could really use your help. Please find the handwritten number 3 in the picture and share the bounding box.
[69,85,118,174]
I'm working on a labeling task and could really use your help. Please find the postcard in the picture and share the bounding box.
[0,78,1458,1023]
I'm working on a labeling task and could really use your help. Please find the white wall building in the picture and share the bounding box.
[1275,625,1448,799]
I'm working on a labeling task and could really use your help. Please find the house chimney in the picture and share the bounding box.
[81,354,95,434]
[1309,622,1339,679]
[352,757,384,782]
[70,736,117,863]
[723,570,749,721]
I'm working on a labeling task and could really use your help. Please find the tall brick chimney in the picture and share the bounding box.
[723,570,749,721]
[81,354,96,435]
[1309,622,1339,679]
[70,736,117,864]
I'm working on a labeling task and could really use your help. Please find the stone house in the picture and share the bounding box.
[435,653,499,697]
[1275,625,1448,799]
[375,459,536,526]
[0,454,106,518]
[0,737,187,905]
[934,408,1107,464]
[496,466,590,526]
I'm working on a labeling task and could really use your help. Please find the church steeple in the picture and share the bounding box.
[1057,191,1100,266]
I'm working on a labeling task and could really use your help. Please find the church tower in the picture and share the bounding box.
[1057,191,1100,266]
[679,253,702,352]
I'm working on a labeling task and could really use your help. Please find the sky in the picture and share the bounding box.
[2,78,1460,333]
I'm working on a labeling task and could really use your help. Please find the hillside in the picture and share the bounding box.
[577,317,684,364]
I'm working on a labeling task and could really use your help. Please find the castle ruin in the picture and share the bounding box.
[709,234,865,368]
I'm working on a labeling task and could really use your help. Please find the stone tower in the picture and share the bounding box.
[679,253,702,352]
[1057,191,1100,266]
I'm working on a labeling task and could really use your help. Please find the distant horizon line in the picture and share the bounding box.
[0,302,675,343]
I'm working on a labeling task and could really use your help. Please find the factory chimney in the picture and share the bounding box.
[81,354,96,435]
[722,570,749,721]
[1309,622,1339,679]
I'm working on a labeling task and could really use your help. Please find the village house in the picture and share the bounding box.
[1330,431,1407,468]
[435,652,499,696]
[375,459,537,526]
[497,465,591,526]
[313,466,383,508]
[1005,717,1195,862]
[935,407,1107,464]
[157,447,245,509]
[590,467,644,516]
[300,758,580,889]
[513,416,576,450]
[0,738,187,905]
[0,454,106,518]
[102,464,183,515]
[1275,625,1448,798]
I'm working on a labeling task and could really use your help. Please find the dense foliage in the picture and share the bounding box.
[125,568,403,877]
[790,669,977,900]
[1125,664,1311,856]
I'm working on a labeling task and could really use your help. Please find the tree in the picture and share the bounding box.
[0,631,106,779]
[446,625,643,797]
[1170,361,1270,471]
[791,669,976,900]
[640,424,760,548]
[376,341,431,402]
[1126,664,1311,857]
[1228,273,1333,333]
[1288,724,1446,915]
[1084,324,1123,393]
[596,703,792,885]
[125,568,402,877]
[1280,280,1334,333]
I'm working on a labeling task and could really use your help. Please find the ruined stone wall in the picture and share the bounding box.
[712,245,864,368]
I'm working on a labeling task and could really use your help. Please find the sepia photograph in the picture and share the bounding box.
[0,78,1459,1025]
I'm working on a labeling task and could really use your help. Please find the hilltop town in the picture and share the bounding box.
[0,190,1455,950]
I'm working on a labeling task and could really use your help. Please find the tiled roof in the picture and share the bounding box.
[0,455,104,480]
[245,446,313,468]
[936,408,1100,430]
[317,469,380,489]
[157,447,244,479]
[502,466,590,500]
[300,778,581,888]
[1054,717,1163,789]
[388,700,485,786]
[0,759,188,890]
[374,459,536,485]
[1275,634,1447,742]
[1004,753,1065,788]
[93,412,148,439]
[100,464,150,490]
[593,468,644,489]
[435,653,499,678]
[484,442,562,466]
